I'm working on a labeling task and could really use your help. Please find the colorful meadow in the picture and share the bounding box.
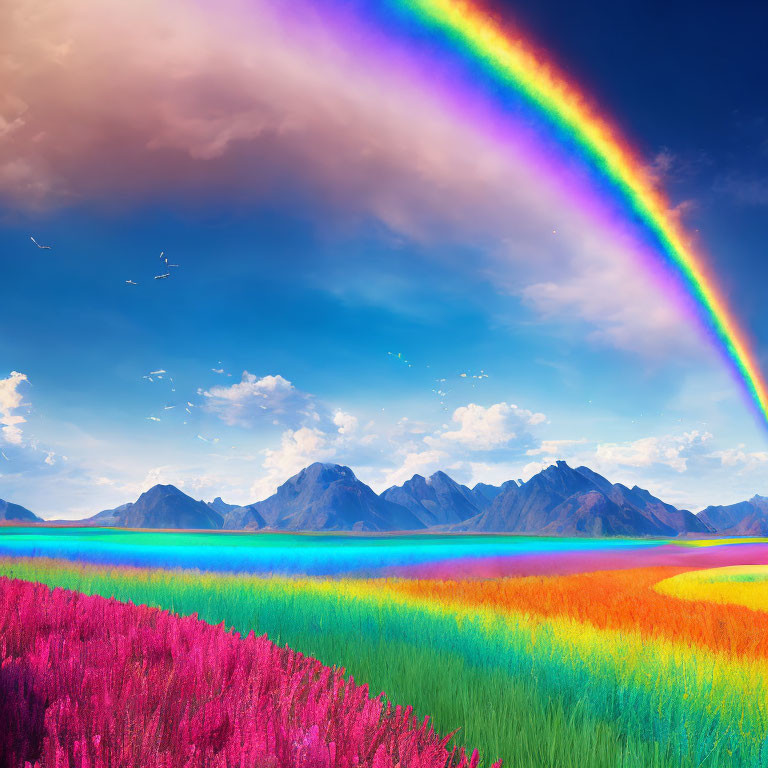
[2,529,768,767]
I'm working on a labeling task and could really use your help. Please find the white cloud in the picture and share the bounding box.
[427,402,545,451]
[709,445,768,472]
[379,449,449,489]
[358,400,549,492]
[527,438,587,456]
[0,371,29,444]
[250,426,335,501]
[140,466,228,495]
[521,459,557,479]
[333,410,358,435]
[595,431,712,473]
[203,372,321,428]
[461,461,519,487]
[519,241,702,356]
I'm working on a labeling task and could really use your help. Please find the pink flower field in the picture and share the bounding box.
[0,577,485,768]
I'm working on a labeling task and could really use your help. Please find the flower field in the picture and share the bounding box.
[0,576,484,768]
[2,530,768,766]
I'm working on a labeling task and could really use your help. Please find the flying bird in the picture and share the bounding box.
[149,369,166,375]
[168,264,180,268]
[146,416,161,422]
[163,405,175,410]
[186,402,194,408]
[1,451,9,461]
[30,236,52,250]
[159,251,164,259]
[125,280,138,285]
[154,273,170,280]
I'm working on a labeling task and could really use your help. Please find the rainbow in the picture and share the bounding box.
[389,0,768,425]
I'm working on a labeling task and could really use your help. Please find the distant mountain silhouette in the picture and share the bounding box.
[451,461,711,536]
[225,463,424,532]
[48,460,767,536]
[0,499,41,522]
[381,471,489,526]
[698,495,768,535]
[208,496,238,516]
[221,504,267,531]
[87,502,132,526]
[87,485,223,529]
[472,482,512,504]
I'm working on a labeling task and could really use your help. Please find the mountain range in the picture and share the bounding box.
[2,460,766,536]
[449,462,709,536]
[224,462,423,532]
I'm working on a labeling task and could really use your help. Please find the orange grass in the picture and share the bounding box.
[382,566,768,659]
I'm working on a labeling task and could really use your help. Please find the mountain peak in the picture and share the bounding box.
[238,462,424,532]
[87,484,223,530]
[700,495,768,535]
[382,470,485,527]
[208,496,238,516]
[450,461,707,536]
[297,462,356,484]
[0,499,41,523]
[140,483,183,496]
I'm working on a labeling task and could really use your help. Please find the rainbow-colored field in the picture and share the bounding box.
[2,528,768,767]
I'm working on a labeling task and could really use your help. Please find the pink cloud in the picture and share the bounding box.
[0,0,708,357]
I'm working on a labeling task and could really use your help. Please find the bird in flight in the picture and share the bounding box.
[125,280,138,285]
[146,416,161,422]
[154,273,170,280]
[149,369,166,375]
[30,236,52,249]
[1,451,8,461]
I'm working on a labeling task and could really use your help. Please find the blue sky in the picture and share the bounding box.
[1,0,767,518]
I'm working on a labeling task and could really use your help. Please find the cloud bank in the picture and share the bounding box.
[1,0,706,357]
[0,371,29,445]
[202,372,322,429]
